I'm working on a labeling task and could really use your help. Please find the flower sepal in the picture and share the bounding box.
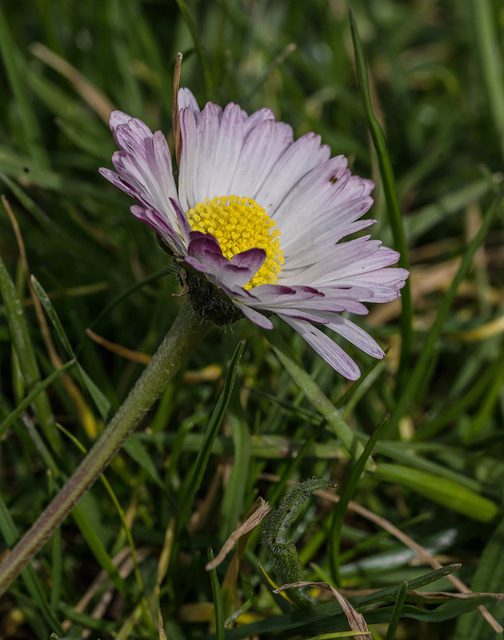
[175,258,244,327]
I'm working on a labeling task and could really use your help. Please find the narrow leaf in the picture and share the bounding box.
[208,548,225,640]
[176,340,246,534]
[31,275,112,419]
[267,329,364,459]
[0,359,75,437]
[0,252,61,452]
[454,515,504,638]
[123,433,164,487]
[349,8,413,383]
[375,463,498,523]
[330,416,390,582]
[385,579,408,640]
[388,189,503,433]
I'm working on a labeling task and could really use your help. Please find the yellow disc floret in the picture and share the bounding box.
[187,195,284,289]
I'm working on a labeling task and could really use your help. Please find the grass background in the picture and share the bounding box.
[1,0,504,638]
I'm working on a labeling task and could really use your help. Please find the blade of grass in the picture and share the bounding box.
[223,565,461,639]
[208,548,225,640]
[31,275,112,419]
[464,345,504,442]
[267,421,327,508]
[176,340,246,535]
[49,525,62,612]
[385,579,408,640]
[267,329,364,459]
[401,179,493,245]
[123,433,164,487]
[349,7,413,390]
[85,265,174,335]
[0,252,62,453]
[414,353,502,441]
[219,412,251,540]
[175,0,213,99]
[454,515,504,638]
[471,0,504,162]
[0,495,63,634]
[374,463,498,523]
[55,422,154,624]
[0,7,49,167]
[364,439,488,495]
[387,189,503,435]
[242,43,297,104]
[0,359,75,438]
[329,415,389,584]
[0,171,53,227]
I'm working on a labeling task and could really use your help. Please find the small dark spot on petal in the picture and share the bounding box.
[329,175,337,184]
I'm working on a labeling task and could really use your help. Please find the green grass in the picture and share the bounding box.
[1,1,504,638]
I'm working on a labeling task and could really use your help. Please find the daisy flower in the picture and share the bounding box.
[100,89,408,380]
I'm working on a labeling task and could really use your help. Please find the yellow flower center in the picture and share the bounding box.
[187,195,284,290]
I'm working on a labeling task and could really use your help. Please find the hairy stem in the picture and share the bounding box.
[0,298,212,596]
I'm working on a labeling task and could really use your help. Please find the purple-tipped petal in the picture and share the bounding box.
[235,302,274,329]
[230,248,266,274]
[326,316,384,359]
[109,110,132,133]
[187,234,265,289]
[280,316,361,380]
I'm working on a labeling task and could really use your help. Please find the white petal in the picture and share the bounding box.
[230,119,293,197]
[281,198,374,261]
[178,88,200,118]
[255,132,331,214]
[193,102,222,203]
[178,107,198,211]
[206,103,245,197]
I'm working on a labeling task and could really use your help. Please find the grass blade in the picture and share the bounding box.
[0,252,62,453]
[31,274,112,419]
[385,579,408,640]
[0,495,63,634]
[349,7,413,387]
[267,329,364,459]
[454,515,504,638]
[387,189,503,434]
[208,548,225,640]
[0,7,49,167]
[329,416,390,583]
[176,339,246,534]
[0,359,75,438]
[471,0,504,162]
[223,565,461,639]
[85,266,174,335]
[219,412,251,540]
[175,0,213,99]
[374,463,498,523]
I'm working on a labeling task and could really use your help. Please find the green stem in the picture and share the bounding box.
[0,298,212,596]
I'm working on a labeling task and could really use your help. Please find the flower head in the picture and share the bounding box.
[100,89,408,380]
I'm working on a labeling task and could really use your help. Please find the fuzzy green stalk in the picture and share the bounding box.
[0,298,212,596]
